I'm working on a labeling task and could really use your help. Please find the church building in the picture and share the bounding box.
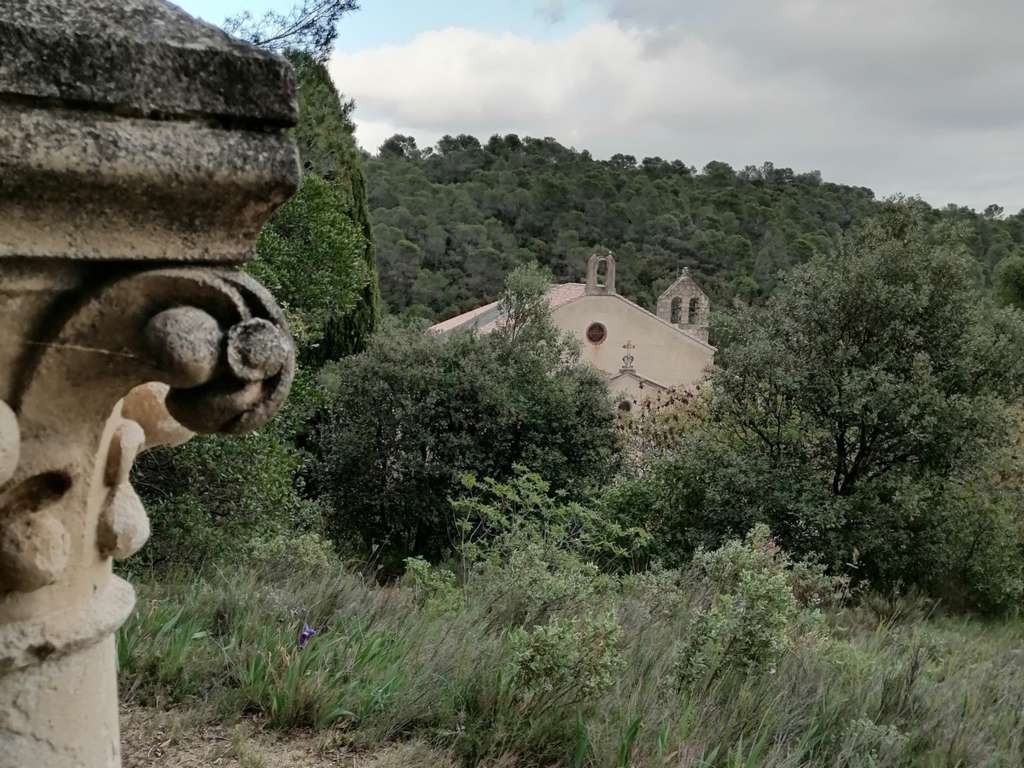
[430,252,716,404]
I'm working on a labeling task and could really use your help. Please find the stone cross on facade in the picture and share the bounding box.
[621,340,636,371]
[0,2,300,765]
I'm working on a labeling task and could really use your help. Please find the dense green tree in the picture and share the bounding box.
[130,376,327,571]
[310,268,620,568]
[287,52,360,179]
[248,54,379,363]
[613,206,1024,610]
[994,254,1024,310]
[249,174,370,360]
[364,134,1024,322]
[713,206,1024,499]
[133,39,379,569]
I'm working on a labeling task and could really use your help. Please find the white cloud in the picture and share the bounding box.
[329,2,1024,211]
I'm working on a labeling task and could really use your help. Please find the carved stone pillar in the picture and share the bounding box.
[0,2,300,765]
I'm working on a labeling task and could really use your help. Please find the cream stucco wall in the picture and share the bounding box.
[552,295,714,389]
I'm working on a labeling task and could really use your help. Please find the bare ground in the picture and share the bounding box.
[120,705,459,768]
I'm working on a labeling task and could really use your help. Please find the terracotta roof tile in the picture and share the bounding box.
[430,283,586,335]
[429,300,499,334]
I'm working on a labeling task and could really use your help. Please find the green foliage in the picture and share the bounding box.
[248,53,379,364]
[287,51,360,179]
[994,253,1024,310]
[674,525,814,685]
[120,554,1024,766]
[310,271,620,567]
[130,371,327,572]
[402,556,460,610]
[510,611,624,712]
[289,52,381,359]
[628,206,1024,609]
[365,134,1024,320]
[132,53,381,573]
[250,173,371,361]
[493,261,563,352]
[450,471,645,627]
[714,205,1024,495]
[247,531,337,572]
[455,470,648,572]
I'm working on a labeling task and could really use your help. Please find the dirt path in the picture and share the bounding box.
[120,706,458,768]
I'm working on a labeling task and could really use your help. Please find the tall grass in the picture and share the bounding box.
[119,566,1024,767]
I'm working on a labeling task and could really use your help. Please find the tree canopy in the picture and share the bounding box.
[611,206,1024,612]
[310,266,619,569]
[364,134,1024,322]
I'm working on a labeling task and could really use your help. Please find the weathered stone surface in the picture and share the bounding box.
[0,104,299,262]
[0,0,299,263]
[0,401,17,486]
[145,308,224,388]
[0,0,297,124]
[0,0,300,764]
[97,484,150,561]
[103,422,147,489]
[121,384,195,450]
[0,576,135,675]
[227,317,291,382]
[0,508,69,593]
[98,420,151,561]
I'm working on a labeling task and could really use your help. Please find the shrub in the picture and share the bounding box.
[839,718,910,767]
[311,286,621,566]
[628,206,1024,610]
[509,611,624,714]
[402,556,460,611]
[674,525,836,686]
[130,372,327,573]
[453,471,643,627]
[247,530,337,573]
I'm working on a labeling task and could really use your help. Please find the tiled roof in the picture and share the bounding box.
[429,300,500,334]
[430,283,586,335]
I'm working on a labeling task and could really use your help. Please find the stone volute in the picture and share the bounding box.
[0,2,300,765]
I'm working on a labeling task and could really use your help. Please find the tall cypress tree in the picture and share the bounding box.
[251,51,380,366]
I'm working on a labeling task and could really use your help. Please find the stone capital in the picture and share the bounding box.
[0,1,300,765]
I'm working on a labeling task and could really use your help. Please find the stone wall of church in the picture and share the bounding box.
[553,295,714,390]
[656,276,710,343]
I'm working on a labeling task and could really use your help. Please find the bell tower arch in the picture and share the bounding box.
[656,268,710,342]
[585,250,617,295]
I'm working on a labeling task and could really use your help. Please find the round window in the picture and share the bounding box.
[586,322,607,344]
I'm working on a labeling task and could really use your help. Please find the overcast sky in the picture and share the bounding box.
[179,0,1024,212]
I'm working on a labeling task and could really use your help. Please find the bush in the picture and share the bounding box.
[130,372,327,573]
[402,556,460,611]
[625,206,1024,610]
[509,611,624,713]
[310,268,621,567]
[675,525,836,686]
[248,531,337,573]
[455,471,650,626]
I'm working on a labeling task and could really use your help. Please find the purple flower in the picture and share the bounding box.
[298,622,316,648]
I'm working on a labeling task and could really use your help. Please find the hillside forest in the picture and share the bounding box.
[366,133,1024,322]
[122,11,1024,767]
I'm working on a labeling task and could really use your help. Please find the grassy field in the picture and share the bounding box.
[118,564,1024,768]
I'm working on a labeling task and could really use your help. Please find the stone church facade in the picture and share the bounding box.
[432,252,716,405]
